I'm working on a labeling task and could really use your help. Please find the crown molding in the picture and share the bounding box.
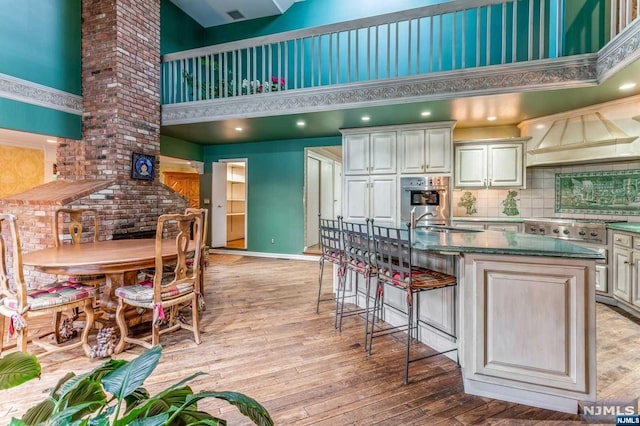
[162,55,597,125]
[597,19,640,83]
[0,73,82,115]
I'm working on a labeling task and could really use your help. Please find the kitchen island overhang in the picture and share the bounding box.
[338,228,603,414]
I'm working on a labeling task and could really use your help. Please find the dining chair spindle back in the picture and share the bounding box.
[52,207,104,342]
[114,212,203,353]
[0,214,96,358]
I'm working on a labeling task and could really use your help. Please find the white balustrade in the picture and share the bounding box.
[161,0,637,105]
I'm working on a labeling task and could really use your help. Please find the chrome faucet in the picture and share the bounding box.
[409,207,434,228]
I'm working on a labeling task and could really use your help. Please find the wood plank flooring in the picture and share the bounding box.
[1,254,640,425]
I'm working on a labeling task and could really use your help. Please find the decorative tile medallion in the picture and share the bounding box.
[502,190,520,216]
[556,170,640,215]
[458,191,477,216]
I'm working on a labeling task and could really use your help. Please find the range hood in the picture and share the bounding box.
[529,112,636,154]
[521,97,640,166]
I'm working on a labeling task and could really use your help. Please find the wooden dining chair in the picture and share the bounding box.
[114,212,203,353]
[0,214,96,358]
[185,207,209,300]
[52,207,103,343]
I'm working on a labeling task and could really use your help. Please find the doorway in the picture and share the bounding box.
[211,159,247,249]
[304,147,342,253]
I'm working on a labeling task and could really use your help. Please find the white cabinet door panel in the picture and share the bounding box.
[399,130,426,174]
[370,132,397,174]
[344,134,370,175]
[489,144,523,187]
[426,128,451,173]
[613,247,632,302]
[455,145,487,187]
[343,176,370,223]
[370,175,397,225]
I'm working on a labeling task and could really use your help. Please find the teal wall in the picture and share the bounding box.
[160,135,203,160]
[160,0,205,54]
[202,0,445,44]
[563,0,609,55]
[0,0,81,139]
[203,136,341,254]
[0,98,81,139]
[0,0,81,94]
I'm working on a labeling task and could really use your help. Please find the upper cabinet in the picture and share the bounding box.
[343,131,396,175]
[399,127,452,174]
[454,139,526,188]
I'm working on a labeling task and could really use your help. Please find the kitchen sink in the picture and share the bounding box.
[420,226,482,233]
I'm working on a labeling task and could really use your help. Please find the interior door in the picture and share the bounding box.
[333,162,342,218]
[211,162,227,248]
[306,156,320,247]
[320,160,334,219]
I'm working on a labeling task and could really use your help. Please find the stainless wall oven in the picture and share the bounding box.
[401,176,451,226]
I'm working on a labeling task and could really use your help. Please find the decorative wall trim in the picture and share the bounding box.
[162,56,597,125]
[556,170,640,215]
[0,73,83,115]
[597,18,640,82]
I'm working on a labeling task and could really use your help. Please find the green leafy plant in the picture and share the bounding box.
[0,351,41,390]
[8,345,274,426]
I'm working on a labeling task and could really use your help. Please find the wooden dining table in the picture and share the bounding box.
[22,239,195,324]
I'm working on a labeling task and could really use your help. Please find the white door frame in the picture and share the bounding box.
[211,158,248,249]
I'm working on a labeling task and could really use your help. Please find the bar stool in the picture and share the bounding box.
[368,223,458,384]
[316,216,344,314]
[338,219,377,347]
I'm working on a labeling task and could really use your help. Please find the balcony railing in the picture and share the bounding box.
[161,0,638,106]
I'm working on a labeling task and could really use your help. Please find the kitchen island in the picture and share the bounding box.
[341,227,603,414]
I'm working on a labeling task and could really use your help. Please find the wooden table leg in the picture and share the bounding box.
[99,270,152,328]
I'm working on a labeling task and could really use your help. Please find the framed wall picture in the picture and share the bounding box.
[131,152,155,180]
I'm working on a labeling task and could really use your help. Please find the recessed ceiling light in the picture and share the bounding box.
[421,111,431,117]
[235,127,243,132]
[296,120,306,127]
[46,139,57,144]
[619,82,637,91]
[361,115,370,122]
[487,116,497,121]
[535,124,545,130]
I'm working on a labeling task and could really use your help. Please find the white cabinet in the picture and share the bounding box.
[399,128,452,174]
[454,141,525,188]
[612,231,640,309]
[343,175,397,226]
[343,132,396,175]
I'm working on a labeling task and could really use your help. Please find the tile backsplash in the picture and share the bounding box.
[452,161,640,222]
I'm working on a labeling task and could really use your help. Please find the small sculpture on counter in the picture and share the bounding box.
[458,191,477,216]
[502,190,520,216]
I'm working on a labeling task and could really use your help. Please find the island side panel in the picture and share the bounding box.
[460,253,597,413]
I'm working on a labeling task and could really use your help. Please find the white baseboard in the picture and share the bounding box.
[463,376,579,414]
[209,248,319,262]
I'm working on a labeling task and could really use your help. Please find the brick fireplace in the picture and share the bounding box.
[0,0,188,285]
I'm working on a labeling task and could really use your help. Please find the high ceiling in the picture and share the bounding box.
[169,0,304,28]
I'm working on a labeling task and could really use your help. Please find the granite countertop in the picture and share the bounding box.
[451,217,524,223]
[607,223,640,233]
[412,228,604,259]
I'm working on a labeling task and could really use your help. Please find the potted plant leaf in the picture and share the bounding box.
[7,345,273,426]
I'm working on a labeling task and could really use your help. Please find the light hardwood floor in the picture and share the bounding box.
[1,254,639,425]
